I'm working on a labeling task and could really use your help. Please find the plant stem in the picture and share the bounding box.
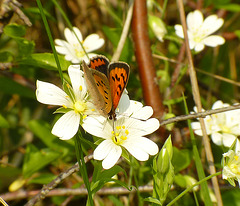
[74,133,94,206]
[36,0,63,83]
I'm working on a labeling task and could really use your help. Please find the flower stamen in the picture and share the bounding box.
[112,124,128,145]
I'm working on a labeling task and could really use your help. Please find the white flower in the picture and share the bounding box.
[174,10,225,52]
[82,100,160,169]
[36,65,104,140]
[55,27,105,64]
[191,100,240,147]
[222,150,240,187]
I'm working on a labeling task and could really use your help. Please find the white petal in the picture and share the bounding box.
[132,105,153,120]
[52,111,80,140]
[187,10,203,32]
[123,141,149,161]
[55,40,77,62]
[82,116,108,138]
[64,27,82,45]
[68,65,87,100]
[222,134,237,147]
[211,132,223,146]
[80,53,98,64]
[174,25,184,38]
[102,145,122,169]
[212,100,224,109]
[126,118,160,137]
[191,122,201,130]
[123,136,159,156]
[73,27,83,41]
[202,35,225,47]
[55,45,73,55]
[194,43,205,52]
[93,140,114,160]
[202,15,224,36]
[116,94,131,115]
[83,34,105,52]
[36,80,72,107]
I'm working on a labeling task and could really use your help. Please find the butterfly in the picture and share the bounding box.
[82,55,130,119]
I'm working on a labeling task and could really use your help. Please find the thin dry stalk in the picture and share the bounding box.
[111,0,134,62]
[176,1,223,205]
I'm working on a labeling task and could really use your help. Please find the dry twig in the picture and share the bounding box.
[176,0,223,204]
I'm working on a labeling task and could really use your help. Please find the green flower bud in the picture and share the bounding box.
[148,15,167,42]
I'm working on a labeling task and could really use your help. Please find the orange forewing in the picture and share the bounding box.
[108,63,130,110]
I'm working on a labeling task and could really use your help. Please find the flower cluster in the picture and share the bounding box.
[175,10,225,52]
[191,100,240,148]
[37,29,160,169]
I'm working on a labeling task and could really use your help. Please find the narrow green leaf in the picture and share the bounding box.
[183,96,213,206]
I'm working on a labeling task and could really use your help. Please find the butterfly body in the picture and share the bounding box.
[82,55,130,119]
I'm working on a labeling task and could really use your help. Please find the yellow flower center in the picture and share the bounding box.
[74,100,87,114]
[73,43,87,58]
[112,125,129,145]
[221,125,231,133]
[229,155,240,175]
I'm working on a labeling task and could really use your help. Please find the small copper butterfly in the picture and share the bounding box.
[82,55,130,119]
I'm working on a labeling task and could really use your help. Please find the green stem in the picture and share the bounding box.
[51,0,89,60]
[183,96,213,206]
[36,0,63,83]
[74,133,94,206]
[167,171,222,206]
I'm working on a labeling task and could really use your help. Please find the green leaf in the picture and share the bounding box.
[28,173,57,184]
[172,147,192,173]
[0,114,9,128]
[20,53,70,70]
[0,76,35,99]
[91,165,127,193]
[222,189,240,206]
[108,195,125,206]
[3,24,26,38]
[216,4,240,12]
[23,144,61,177]
[144,197,162,205]
[0,166,21,190]
[28,120,74,156]
[0,51,14,62]
[234,30,240,39]
[15,38,35,58]
[102,26,133,62]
